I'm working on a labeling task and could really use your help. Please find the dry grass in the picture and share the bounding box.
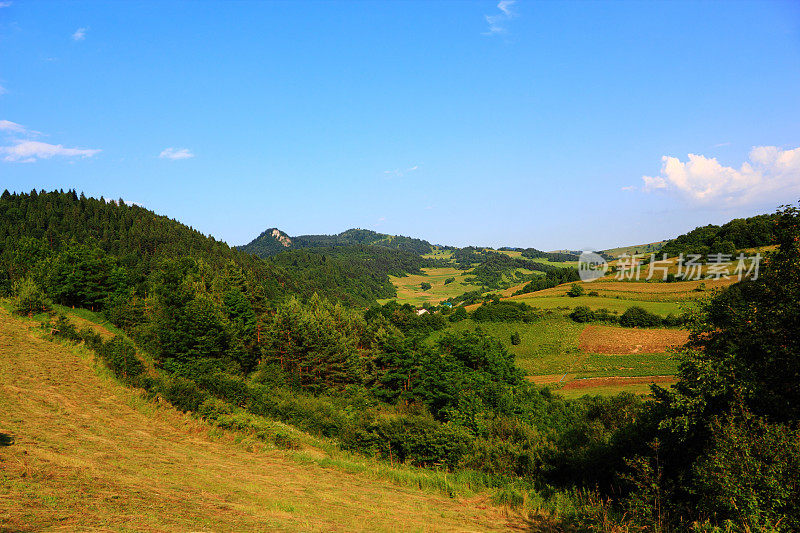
[578,325,689,354]
[0,308,527,532]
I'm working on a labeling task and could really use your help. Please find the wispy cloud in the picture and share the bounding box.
[383,164,420,178]
[0,84,6,96]
[713,142,731,148]
[0,2,12,8]
[159,147,194,160]
[72,27,87,41]
[1,119,99,163]
[620,185,636,191]
[1,141,101,163]
[484,0,517,36]
[0,120,27,134]
[641,146,800,207]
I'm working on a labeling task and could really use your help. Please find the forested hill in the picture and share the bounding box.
[0,189,293,300]
[660,213,779,258]
[240,227,433,257]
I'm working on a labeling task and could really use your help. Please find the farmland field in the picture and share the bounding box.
[379,266,483,306]
[492,294,683,316]
[431,317,682,398]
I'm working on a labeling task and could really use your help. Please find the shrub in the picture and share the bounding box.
[341,414,472,469]
[97,337,145,383]
[567,283,585,297]
[12,277,51,316]
[510,332,521,346]
[161,376,208,412]
[619,306,662,328]
[420,282,432,291]
[449,306,468,322]
[443,277,455,285]
[570,306,595,323]
[694,410,800,531]
[51,315,81,342]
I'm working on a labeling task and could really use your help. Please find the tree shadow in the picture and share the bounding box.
[0,432,14,446]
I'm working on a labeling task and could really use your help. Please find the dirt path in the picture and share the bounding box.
[0,309,526,532]
[561,375,676,390]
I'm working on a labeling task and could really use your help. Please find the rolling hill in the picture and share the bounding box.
[0,307,526,532]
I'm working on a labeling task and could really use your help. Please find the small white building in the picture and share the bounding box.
[415,308,428,316]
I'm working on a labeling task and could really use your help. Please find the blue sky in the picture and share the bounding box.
[2,1,799,250]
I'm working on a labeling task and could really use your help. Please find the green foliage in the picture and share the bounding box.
[660,213,777,258]
[569,306,618,324]
[263,294,366,392]
[449,306,468,322]
[693,409,800,531]
[566,283,585,297]
[619,306,663,328]
[512,267,581,296]
[12,276,51,315]
[240,227,434,257]
[96,337,146,384]
[510,332,521,346]
[365,300,447,336]
[420,281,432,291]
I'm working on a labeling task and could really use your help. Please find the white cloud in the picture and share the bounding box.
[0,84,6,96]
[383,164,420,178]
[0,2,12,7]
[641,146,800,206]
[484,0,517,35]
[72,27,87,41]
[0,120,26,133]
[1,140,101,162]
[620,185,636,191]
[159,147,194,160]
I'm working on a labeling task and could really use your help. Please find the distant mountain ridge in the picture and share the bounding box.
[239,227,434,257]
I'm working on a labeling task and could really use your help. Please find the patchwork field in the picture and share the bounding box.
[433,317,682,398]
[0,308,526,532]
[490,294,683,316]
[380,267,483,306]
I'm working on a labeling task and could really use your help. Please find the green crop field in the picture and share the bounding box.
[502,294,682,316]
[433,317,680,377]
[379,267,483,306]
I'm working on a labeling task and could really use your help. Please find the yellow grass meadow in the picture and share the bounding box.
[0,308,530,532]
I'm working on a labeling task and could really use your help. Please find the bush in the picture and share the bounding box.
[341,414,472,469]
[619,306,662,328]
[510,332,521,346]
[449,306,468,322]
[694,410,800,531]
[444,277,455,285]
[12,277,51,316]
[96,337,145,383]
[52,314,81,342]
[570,306,595,323]
[161,376,208,412]
[567,283,585,297]
[420,282,432,291]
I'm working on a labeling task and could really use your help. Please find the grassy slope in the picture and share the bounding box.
[379,267,484,306]
[0,308,527,532]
